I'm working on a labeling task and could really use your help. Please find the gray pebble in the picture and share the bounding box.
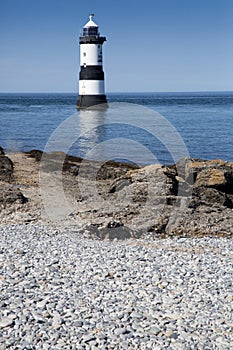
[0,224,233,348]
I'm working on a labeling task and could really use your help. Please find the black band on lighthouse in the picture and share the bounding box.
[77,95,107,109]
[79,66,105,80]
[79,36,106,45]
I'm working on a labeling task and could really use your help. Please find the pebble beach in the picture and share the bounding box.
[1,224,233,349]
[1,151,233,348]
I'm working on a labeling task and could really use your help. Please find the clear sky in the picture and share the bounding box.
[1,0,233,93]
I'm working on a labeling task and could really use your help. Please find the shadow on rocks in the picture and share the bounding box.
[82,221,142,241]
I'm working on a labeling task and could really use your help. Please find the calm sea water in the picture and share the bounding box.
[0,92,233,165]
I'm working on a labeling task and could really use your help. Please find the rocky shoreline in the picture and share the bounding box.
[0,148,233,238]
[1,148,233,348]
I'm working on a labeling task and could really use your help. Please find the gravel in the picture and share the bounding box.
[0,224,233,349]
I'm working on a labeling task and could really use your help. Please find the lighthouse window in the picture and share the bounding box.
[83,27,98,36]
[83,52,86,57]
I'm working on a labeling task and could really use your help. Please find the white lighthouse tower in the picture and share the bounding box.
[77,14,107,109]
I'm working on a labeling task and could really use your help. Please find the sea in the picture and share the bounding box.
[0,92,233,165]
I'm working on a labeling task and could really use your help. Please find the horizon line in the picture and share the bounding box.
[0,90,233,94]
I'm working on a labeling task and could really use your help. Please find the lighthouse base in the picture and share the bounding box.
[76,94,108,109]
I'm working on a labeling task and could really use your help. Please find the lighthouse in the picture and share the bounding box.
[76,14,107,109]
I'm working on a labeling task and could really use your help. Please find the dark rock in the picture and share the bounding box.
[75,160,138,180]
[0,155,14,182]
[65,154,84,163]
[28,150,77,173]
[98,225,134,240]
[0,153,28,207]
[148,222,168,235]
[191,187,233,208]
[25,149,43,162]
[82,222,140,240]
[0,183,28,205]
[31,149,139,179]
[0,147,5,155]
[96,161,139,180]
[226,194,233,207]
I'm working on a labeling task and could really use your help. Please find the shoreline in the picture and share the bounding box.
[0,148,233,238]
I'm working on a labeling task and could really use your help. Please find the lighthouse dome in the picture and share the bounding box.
[83,14,98,36]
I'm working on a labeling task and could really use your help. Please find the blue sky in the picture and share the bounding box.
[1,0,233,93]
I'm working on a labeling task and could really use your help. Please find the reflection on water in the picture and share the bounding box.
[69,103,190,165]
[23,103,191,165]
[77,108,107,159]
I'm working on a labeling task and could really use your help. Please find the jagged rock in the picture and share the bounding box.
[96,162,137,180]
[0,183,28,205]
[195,168,233,194]
[0,147,5,155]
[104,158,233,236]
[109,164,176,198]
[191,187,233,208]
[0,155,14,182]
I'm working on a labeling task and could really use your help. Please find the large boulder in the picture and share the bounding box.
[195,168,233,194]
[191,186,233,208]
[109,164,176,197]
